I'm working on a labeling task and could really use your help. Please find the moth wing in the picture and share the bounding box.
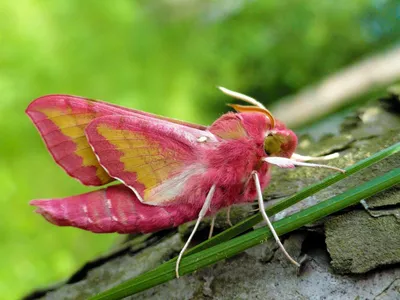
[26,95,206,186]
[85,115,216,205]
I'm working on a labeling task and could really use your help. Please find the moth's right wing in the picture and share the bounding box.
[85,115,217,206]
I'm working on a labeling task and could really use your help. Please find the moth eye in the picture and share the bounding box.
[264,133,282,156]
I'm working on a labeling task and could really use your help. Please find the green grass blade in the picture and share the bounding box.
[90,167,400,300]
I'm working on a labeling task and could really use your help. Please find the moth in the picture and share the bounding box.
[26,87,343,277]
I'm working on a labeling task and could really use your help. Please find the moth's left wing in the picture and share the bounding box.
[26,95,207,186]
[85,115,217,205]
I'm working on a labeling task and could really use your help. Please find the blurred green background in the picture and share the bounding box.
[1,1,399,298]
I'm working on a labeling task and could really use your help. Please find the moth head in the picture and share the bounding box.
[217,86,298,157]
[263,126,297,158]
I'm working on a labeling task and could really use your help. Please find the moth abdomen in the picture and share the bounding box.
[30,185,199,234]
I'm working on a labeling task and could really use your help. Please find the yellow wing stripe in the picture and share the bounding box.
[97,124,184,199]
[38,108,111,184]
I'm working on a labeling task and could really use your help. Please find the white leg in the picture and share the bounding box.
[226,206,233,227]
[176,185,216,278]
[359,199,381,218]
[208,215,216,239]
[359,199,369,210]
[263,157,345,173]
[253,172,300,267]
[291,152,339,162]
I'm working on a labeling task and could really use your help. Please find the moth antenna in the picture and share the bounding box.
[253,171,301,267]
[218,86,275,128]
[218,86,266,109]
[208,215,216,239]
[227,104,275,129]
[176,185,216,278]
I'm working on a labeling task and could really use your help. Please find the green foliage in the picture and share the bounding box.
[0,1,399,299]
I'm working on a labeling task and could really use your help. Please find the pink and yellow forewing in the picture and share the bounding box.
[26,95,207,186]
[85,115,214,205]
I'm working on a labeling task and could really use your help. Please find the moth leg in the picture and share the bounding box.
[359,199,379,217]
[253,171,300,267]
[176,185,216,278]
[291,152,339,162]
[208,215,216,239]
[263,157,345,173]
[226,206,233,227]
